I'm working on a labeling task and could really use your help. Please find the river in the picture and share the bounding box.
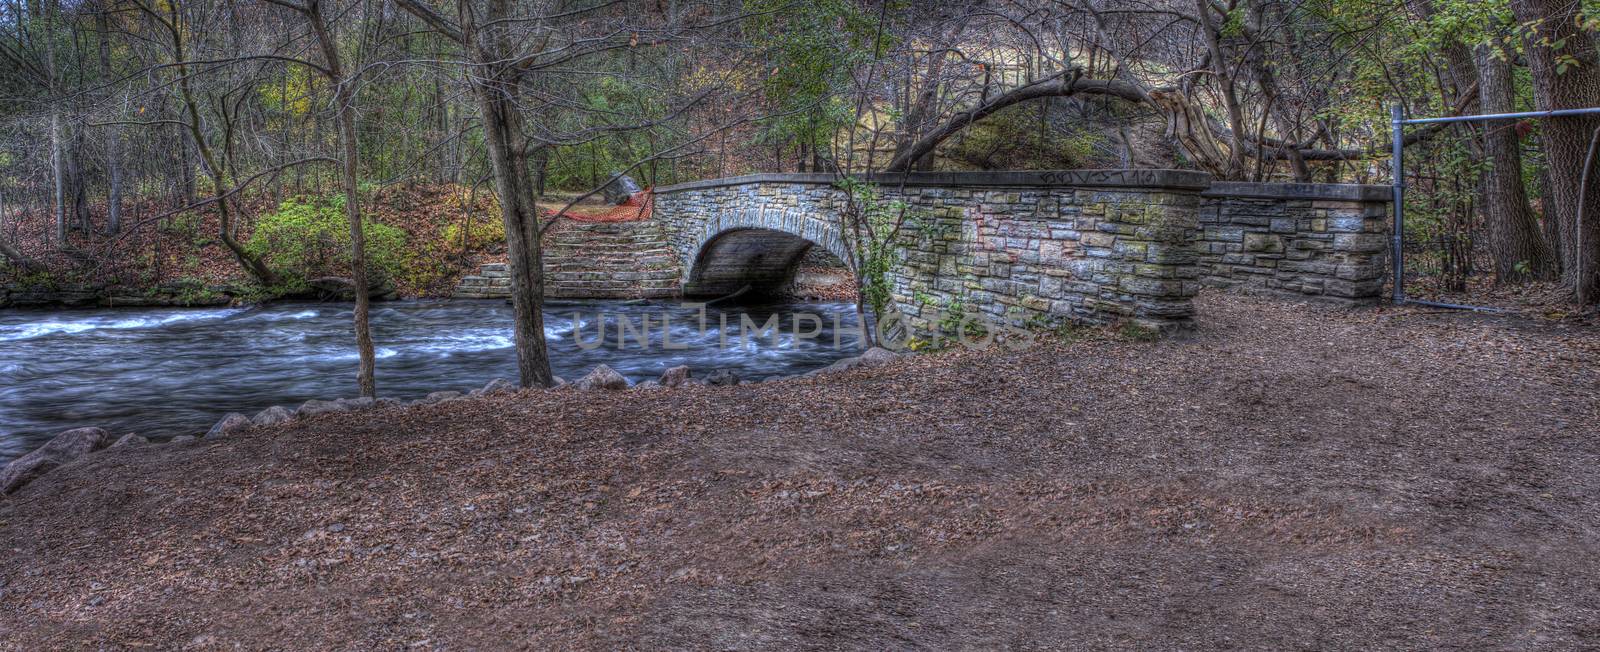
[0,299,864,463]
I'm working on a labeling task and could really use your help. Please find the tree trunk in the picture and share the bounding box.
[1474,43,1556,282]
[50,106,65,245]
[97,9,123,234]
[0,190,44,273]
[1512,0,1600,304]
[1193,0,1248,180]
[474,83,553,387]
[416,0,554,388]
[302,0,378,398]
[889,49,950,168]
[160,1,279,286]
[45,0,65,245]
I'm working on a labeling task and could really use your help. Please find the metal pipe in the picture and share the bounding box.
[1391,105,1406,305]
[1401,106,1600,125]
[1403,299,1508,314]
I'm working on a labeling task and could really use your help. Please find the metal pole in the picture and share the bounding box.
[1401,106,1600,125]
[1391,104,1405,305]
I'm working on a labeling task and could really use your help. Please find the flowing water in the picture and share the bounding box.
[0,299,864,463]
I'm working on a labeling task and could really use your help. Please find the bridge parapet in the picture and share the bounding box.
[656,170,1214,334]
[1198,182,1392,301]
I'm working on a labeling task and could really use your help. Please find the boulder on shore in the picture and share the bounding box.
[297,399,351,418]
[858,347,903,367]
[0,427,112,495]
[481,378,516,395]
[806,347,904,378]
[600,172,643,205]
[110,433,149,448]
[576,365,629,390]
[422,391,464,405]
[205,413,251,440]
[706,369,740,386]
[251,406,295,426]
[658,365,691,388]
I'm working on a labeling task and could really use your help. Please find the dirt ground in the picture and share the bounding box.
[1,292,1597,650]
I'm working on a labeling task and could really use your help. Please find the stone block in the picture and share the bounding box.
[1080,232,1117,249]
[1205,227,1245,242]
[1243,233,1285,254]
[1333,233,1387,253]
[1326,214,1367,232]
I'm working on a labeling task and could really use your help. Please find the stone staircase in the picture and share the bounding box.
[453,220,681,300]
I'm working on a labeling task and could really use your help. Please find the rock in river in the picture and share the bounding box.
[705,369,740,386]
[297,399,351,418]
[481,378,516,395]
[110,433,150,448]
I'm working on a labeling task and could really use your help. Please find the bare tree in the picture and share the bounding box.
[262,0,380,397]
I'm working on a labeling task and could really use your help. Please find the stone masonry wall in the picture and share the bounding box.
[885,182,1207,333]
[1197,182,1391,301]
[655,171,1213,334]
[453,220,679,300]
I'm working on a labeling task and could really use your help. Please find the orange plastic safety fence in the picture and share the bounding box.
[542,189,654,223]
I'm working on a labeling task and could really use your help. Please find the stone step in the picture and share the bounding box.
[557,220,665,231]
[458,218,681,300]
[544,257,678,267]
[547,233,665,243]
[549,225,666,234]
[545,233,672,243]
[547,271,681,282]
[545,244,678,254]
[548,281,678,291]
[544,244,676,254]
[548,288,677,299]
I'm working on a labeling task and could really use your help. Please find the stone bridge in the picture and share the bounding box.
[652,171,1391,336]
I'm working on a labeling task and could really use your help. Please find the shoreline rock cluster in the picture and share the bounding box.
[0,348,903,497]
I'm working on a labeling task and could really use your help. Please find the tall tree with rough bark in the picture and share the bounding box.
[393,0,553,388]
[1511,0,1600,304]
[1475,38,1556,282]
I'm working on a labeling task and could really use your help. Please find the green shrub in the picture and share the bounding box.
[440,216,505,252]
[246,195,407,288]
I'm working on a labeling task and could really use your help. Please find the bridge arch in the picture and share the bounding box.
[684,228,816,298]
[679,203,852,300]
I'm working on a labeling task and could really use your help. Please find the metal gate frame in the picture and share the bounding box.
[1389,104,1600,311]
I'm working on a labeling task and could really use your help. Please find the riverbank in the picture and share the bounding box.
[0,183,514,309]
[2,292,1598,648]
